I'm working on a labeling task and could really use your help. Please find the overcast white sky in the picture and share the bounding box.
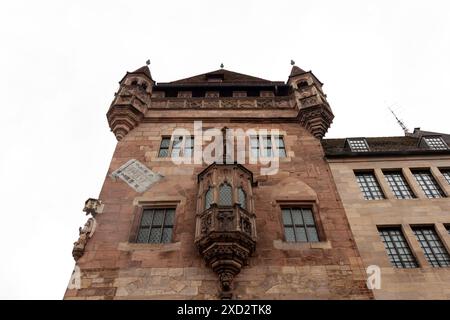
[1,0,450,299]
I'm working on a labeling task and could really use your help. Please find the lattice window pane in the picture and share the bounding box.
[238,187,246,209]
[136,208,175,244]
[284,227,296,242]
[440,169,450,185]
[413,227,450,267]
[355,172,385,200]
[162,228,173,243]
[158,137,171,157]
[282,209,292,225]
[136,227,150,243]
[205,187,213,209]
[348,139,370,152]
[412,170,445,198]
[282,207,319,243]
[378,227,418,268]
[152,209,165,226]
[219,183,233,206]
[149,228,162,243]
[295,227,307,242]
[141,210,154,226]
[424,137,449,150]
[164,209,175,226]
[384,171,415,199]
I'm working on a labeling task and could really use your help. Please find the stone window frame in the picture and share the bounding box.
[411,225,450,267]
[382,169,416,199]
[128,201,180,244]
[439,167,450,185]
[410,168,447,199]
[276,201,326,244]
[157,135,194,159]
[377,225,419,269]
[249,135,287,159]
[354,170,385,200]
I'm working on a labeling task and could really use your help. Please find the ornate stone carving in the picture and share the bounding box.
[72,217,97,261]
[83,198,103,217]
[195,163,256,299]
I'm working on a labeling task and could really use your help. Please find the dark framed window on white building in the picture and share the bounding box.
[383,171,415,199]
[412,170,446,198]
[282,207,319,243]
[378,227,418,268]
[136,208,175,244]
[412,226,450,267]
[355,171,385,200]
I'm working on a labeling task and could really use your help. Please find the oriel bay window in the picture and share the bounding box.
[195,163,257,297]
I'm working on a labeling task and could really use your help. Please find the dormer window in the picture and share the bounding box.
[347,138,370,152]
[206,74,224,83]
[421,136,449,150]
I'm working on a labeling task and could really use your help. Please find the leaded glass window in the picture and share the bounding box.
[355,172,385,200]
[423,136,449,150]
[384,171,415,199]
[219,183,233,206]
[282,208,319,242]
[158,137,171,157]
[238,187,246,209]
[412,170,446,198]
[136,208,175,244]
[440,169,450,185]
[205,187,213,210]
[412,227,450,267]
[378,227,418,268]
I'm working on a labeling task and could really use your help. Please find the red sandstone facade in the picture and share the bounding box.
[64,64,373,299]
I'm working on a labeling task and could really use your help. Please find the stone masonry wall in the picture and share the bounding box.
[64,122,373,300]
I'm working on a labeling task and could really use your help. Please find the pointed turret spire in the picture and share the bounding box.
[289,65,306,77]
[131,65,153,81]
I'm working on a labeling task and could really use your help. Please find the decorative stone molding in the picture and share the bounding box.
[150,97,294,110]
[195,163,257,299]
[298,104,334,139]
[83,198,103,217]
[107,66,154,141]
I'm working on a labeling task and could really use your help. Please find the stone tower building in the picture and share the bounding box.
[64,63,372,300]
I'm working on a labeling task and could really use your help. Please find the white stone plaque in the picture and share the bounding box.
[111,159,163,193]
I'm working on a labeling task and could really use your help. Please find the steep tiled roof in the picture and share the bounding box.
[322,133,450,157]
[165,69,280,85]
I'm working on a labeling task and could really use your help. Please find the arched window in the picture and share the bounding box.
[219,183,232,206]
[238,187,246,209]
[298,80,308,88]
[205,187,213,209]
